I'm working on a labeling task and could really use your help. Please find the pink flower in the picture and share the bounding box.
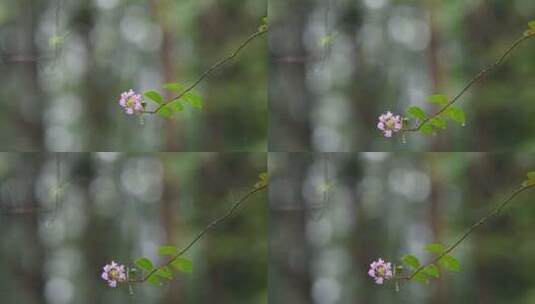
[101,261,127,288]
[377,111,402,137]
[368,258,393,284]
[119,89,144,115]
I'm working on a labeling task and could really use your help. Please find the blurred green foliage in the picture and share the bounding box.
[270,152,535,303]
[0,0,266,151]
[0,153,267,303]
[269,0,535,151]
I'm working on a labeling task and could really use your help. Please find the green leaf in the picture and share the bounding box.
[171,257,193,273]
[255,172,269,188]
[445,106,466,125]
[439,255,460,272]
[406,106,426,120]
[182,92,203,109]
[258,16,268,32]
[424,243,445,254]
[163,83,185,92]
[158,246,178,256]
[154,266,174,280]
[412,272,429,284]
[157,100,184,118]
[429,116,446,129]
[529,21,535,30]
[427,94,448,106]
[146,274,161,286]
[419,123,434,135]
[423,264,440,278]
[401,255,421,269]
[144,90,164,105]
[522,179,535,187]
[135,257,154,272]
[527,171,535,180]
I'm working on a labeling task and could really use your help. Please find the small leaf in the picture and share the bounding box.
[527,171,535,180]
[419,123,434,135]
[144,90,164,105]
[445,106,466,125]
[158,246,178,256]
[147,274,161,286]
[401,255,421,269]
[412,272,429,284]
[258,16,268,31]
[157,107,173,118]
[182,92,203,109]
[439,255,460,272]
[255,172,269,188]
[424,243,445,254]
[522,179,535,187]
[163,83,185,92]
[135,257,154,271]
[427,94,448,105]
[423,264,440,278]
[429,116,446,129]
[171,257,193,273]
[155,266,174,280]
[529,21,535,30]
[157,100,184,118]
[407,106,426,120]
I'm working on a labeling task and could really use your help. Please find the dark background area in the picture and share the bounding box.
[0,0,266,151]
[0,153,267,304]
[269,0,535,151]
[269,152,535,303]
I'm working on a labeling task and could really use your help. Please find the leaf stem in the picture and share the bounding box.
[146,29,267,115]
[398,183,535,282]
[130,184,267,283]
[403,31,535,133]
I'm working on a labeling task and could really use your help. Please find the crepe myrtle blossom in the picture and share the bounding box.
[119,89,144,115]
[368,258,393,284]
[377,111,403,137]
[101,261,127,288]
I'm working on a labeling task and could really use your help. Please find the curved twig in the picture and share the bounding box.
[130,184,267,283]
[145,29,267,115]
[403,31,535,134]
[397,183,535,282]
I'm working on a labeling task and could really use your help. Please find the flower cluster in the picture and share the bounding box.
[101,261,127,288]
[377,111,402,137]
[119,89,144,115]
[368,258,393,284]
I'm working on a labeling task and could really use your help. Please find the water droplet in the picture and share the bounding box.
[138,115,145,125]
[461,123,466,127]
[401,134,407,144]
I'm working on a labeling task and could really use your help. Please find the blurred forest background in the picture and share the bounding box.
[269,152,535,303]
[269,0,535,151]
[0,0,266,151]
[0,153,267,304]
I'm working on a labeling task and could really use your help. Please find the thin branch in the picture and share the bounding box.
[403,32,535,133]
[145,29,267,115]
[130,184,267,283]
[398,183,535,281]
